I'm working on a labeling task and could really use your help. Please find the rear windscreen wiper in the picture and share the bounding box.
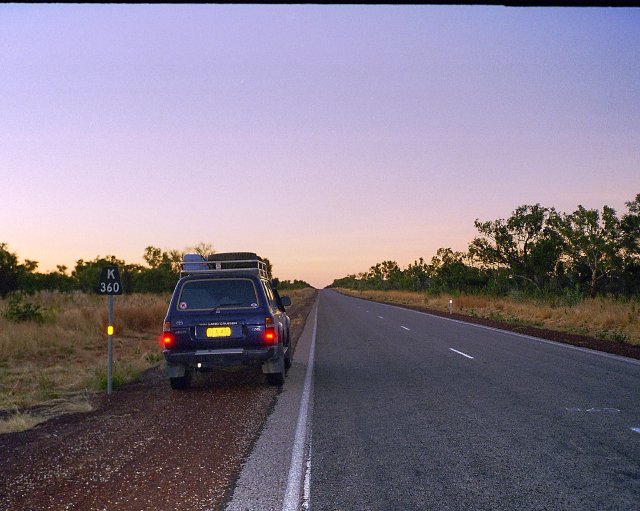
[211,303,241,311]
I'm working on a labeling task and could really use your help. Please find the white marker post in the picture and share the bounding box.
[449,298,453,316]
[97,266,123,395]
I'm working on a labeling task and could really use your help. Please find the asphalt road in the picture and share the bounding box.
[226,290,640,511]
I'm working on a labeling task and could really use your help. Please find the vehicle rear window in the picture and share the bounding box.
[177,279,259,311]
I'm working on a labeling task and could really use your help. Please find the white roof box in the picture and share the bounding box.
[182,253,208,272]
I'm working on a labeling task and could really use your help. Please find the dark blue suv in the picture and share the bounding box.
[162,253,291,389]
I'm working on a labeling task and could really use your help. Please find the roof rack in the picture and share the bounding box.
[180,252,268,279]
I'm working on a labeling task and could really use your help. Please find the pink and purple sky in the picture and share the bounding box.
[1,5,638,288]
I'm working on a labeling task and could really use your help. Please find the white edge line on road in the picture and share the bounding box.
[282,301,318,511]
[401,326,410,331]
[301,432,312,510]
[339,293,640,366]
[449,348,474,359]
[632,427,640,434]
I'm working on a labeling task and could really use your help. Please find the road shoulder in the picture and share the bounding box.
[224,296,318,511]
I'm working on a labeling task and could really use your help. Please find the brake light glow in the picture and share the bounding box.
[264,317,277,344]
[162,332,176,348]
[264,327,277,343]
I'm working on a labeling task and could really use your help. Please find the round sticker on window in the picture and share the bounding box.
[179,302,188,310]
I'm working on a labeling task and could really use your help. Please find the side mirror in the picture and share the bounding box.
[281,296,291,307]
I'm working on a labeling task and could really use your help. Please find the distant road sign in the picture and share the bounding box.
[97,266,123,295]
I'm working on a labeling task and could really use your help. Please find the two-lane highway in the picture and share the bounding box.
[312,291,640,510]
[225,290,640,511]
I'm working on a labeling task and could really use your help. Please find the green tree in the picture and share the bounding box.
[167,249,184,274]
[429,248,488,293]
[36,267,77,292]
[621,193,640,258]
[262,257,273,280]
[73,255,128,293]
[0,243,21,297]
[187,242,214,258]
[362,261,402,290]
[553,205,622,298]
[143,246,163,269]
[274,279,312,290]
[134,247,182,293]
[619,193,640,294]
[405,258,430,291]
[469,204,562,290]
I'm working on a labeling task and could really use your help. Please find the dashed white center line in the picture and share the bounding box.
[449,348,474,359]
[632,427,640,434]
[401,326,410,331]
[377,315,384,319]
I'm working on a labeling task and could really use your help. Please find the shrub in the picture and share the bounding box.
[93,362,143,391]
[2,294,45,323]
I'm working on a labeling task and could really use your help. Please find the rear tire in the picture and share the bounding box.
[169,370,192,390]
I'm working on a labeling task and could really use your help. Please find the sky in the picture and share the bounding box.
[1,5,639,288]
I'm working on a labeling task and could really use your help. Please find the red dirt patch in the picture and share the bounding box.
[1,367,278,511]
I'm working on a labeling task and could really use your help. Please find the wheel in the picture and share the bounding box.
[169,370,192,390]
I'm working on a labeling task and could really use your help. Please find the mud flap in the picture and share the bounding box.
[261,347,284,374]
[165,363,186,378]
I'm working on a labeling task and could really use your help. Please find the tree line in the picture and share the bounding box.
[331,193,640,299]
[0,244,310,297]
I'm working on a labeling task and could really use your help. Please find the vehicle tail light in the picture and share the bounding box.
[264,328,277,343]
[264,317,278,345]
[162,332,175,349]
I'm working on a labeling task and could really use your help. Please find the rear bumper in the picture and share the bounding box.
[164,346,278,369]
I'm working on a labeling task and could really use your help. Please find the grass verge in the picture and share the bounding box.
[0,291,168,432]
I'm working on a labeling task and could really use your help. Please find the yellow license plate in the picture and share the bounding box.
[206,326,232,338]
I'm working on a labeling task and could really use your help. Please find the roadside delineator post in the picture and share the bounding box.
[449,298,453,316]
[97,266,123,395]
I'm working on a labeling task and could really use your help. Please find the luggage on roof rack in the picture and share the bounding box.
[179,252,268,278]
[182,253,209,272]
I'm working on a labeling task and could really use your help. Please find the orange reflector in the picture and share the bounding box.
[107,325,114,336]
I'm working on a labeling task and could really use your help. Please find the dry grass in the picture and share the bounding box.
[0,288,317,433]
[337,289,640,346]
[0,291,169,413]
[0,411,46,435]
[282,288,318,349]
